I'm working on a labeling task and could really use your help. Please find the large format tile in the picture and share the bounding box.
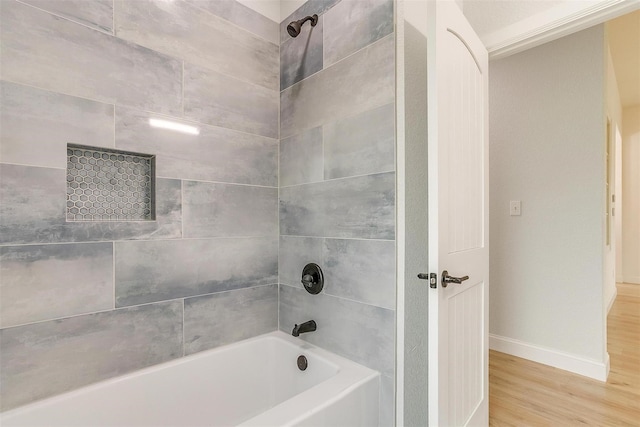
[183,180,278,238]
[115,237,278,307]
[1,1,182,115]
[279,236,323,288]
[280,172,395,239]
[184,284,278,355]
[20,0,114,33]
[324,103,395,180]
[0,243,113,328]
[0,82,114,169]
[323,239,395,309]
[279,237,395,308]
[280,15,323,90]
[280,34,394,138]
[323,0,394,66]
[0,301,183,411]
[184,63,278,138]
[279,127,323,187]
[279,285,395,377]
[0,164,182,245]
[0,165,66,244]
[114,0,278,90]
[115,107,277,186]
[280,0,341,44]
[186,0,279,45]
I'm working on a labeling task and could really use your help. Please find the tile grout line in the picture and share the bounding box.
[321,123,326,181]
[322,11,326,71]
[2,167,278,189]
[280,169,396,189]
[0,161,67,171]
[165,177,278,189]
[280,234,396,242]
[14,0,113,35]
[279,282,395,312]
[182,298,185,357]
[2,283,280,331]
[281,31,394,94]
[13,0,279,94]
[0,234,392,249]
[181,60,185,117]
[0,235,282,248]
[112,103,116,148]
[1,79,279,142]
[112,242,116,309]
[181,179,185,239]
[277,24,281,334]
[185,0,279,46]
[111,0,115,36]
[279,100,395,141]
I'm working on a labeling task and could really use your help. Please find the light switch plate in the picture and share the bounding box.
[510,200,521,216]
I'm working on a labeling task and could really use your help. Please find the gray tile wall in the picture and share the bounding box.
[0,0,279,411]
[278,1,396,425]
[2,0,398,422]
[1,301,184,410]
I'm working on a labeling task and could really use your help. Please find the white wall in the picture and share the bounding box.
[235,0,306,23]
[622,106,640,283]
[489,26,608,379]
[605,43,623,310]
[280,0,307,21]
[235,0,280,22]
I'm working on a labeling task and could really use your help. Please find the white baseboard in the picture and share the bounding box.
[622,276,640,285]
[606,286,618,314]
[489,334,609,381]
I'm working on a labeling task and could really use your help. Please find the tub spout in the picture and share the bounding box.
[292,320,316,337]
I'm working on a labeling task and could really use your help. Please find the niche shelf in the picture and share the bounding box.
[66,144,155,222]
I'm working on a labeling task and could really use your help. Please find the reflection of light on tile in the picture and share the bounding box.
[149,118,199,135]
[66,144,155,222]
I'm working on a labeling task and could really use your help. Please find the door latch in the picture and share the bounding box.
[418,273,438,288]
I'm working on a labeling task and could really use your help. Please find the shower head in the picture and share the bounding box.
[287,14,318,38]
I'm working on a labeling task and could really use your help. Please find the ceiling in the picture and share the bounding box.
[607,10,640,107]
[464,0,564,40]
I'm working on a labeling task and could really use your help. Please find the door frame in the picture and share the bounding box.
[394,0,637,425]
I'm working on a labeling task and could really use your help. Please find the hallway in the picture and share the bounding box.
[489,283,640,426]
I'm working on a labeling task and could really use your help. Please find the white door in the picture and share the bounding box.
[426,1,489,426]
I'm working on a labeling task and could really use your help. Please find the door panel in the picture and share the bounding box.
[427,1,489,426]
[447,280,485,425]
[445,28,484,254]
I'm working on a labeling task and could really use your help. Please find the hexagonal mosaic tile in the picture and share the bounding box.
[66,144,155,221]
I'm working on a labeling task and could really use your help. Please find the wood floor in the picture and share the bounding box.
[489,283,640,426]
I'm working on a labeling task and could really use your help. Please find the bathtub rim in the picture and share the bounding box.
[1,330,380,425]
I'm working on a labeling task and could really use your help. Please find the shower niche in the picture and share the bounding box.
[66,144,155,222]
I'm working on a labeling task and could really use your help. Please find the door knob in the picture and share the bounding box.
[441,270,469,288]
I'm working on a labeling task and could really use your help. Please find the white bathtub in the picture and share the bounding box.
[0,331,380,426]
